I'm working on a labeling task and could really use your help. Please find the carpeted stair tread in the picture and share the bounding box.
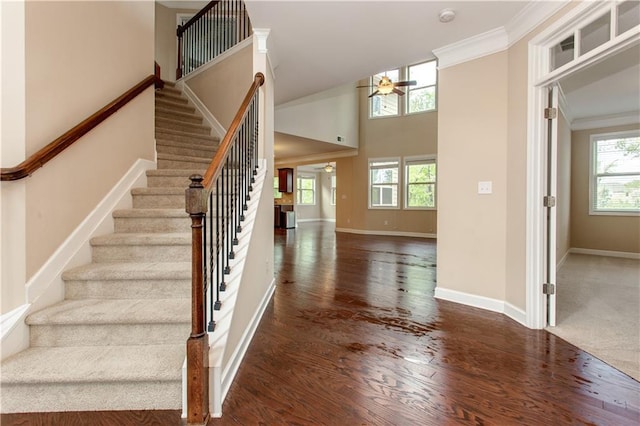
[156,138,218,153]
[113,208,188,219]
[155,98,196,114]
[130,187,186,196]
[91,232,191,246]
[155,116,211,133]
[62,261,191,281]
[157,152,212,165]
[155,107,203,124]
[155,127,219,145]
[1,344,184,384]
[26,298,190,326]
[154,91,189,104]
[147,169,205,178]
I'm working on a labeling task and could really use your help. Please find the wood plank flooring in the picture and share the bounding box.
[2,222,639,425]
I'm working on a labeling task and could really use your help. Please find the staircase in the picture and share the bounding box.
[0,82,220,413]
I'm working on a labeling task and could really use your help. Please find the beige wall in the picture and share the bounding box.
[571,123,640,253]
[185,44,253,129]
[21,1,155,290]
[334,85,438,235]
[438,51,509,302]
[155,3,198,82]
[557,109,572,264]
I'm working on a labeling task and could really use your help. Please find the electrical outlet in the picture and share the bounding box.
[478,181,492,194]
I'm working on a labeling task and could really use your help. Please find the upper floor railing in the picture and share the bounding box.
[176,0,252,79]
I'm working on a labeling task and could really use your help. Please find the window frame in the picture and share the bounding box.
[330,174,337,206]
[296,174,316,206]
[274,176,282,199]
[589,130,640,216]
[404,155,437,210]
[368,157,401,210]
[368,59,437,119]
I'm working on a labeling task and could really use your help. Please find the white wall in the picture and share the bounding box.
[275,83,358,149]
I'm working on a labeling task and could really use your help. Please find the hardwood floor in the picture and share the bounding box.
[3,222,639,425]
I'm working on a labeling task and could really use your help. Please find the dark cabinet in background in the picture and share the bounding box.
[278,168,293,193]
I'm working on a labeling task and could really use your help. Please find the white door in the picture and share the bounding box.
[545,85,559,327]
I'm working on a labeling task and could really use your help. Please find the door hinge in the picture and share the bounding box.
[543,283,556,295]
[544,107,557,119]
[543,196,556,207]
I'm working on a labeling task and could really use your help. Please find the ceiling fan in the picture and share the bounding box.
[357,76,417,97]
[314,162,335,173]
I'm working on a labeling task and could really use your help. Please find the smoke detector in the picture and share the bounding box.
[439,9,456,23]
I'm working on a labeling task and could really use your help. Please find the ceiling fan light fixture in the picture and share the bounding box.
[324,163,334,173]
[439,8,456,23]
[377,75,394,95]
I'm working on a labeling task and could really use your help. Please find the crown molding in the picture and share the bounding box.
[434,27,508,69]
[434,1,570,70]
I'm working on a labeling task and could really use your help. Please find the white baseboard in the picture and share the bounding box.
[296,218,336,223]
[180,83,226,140]
[570,247,640,260]
[557,250,571,270]
[504,302,527,327]
[1,159,155,360]
[217,278,275,416]
[434,287,527,327]
[336,227,436,239]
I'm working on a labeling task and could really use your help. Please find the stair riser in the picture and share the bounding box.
[155,109,203,124]
[158,86,182,95]
[65,279,191,300]
[155,131,217,146]
[147,175,195,188]
[29,323,190,347]
[155,93,189,104]
[92,244,191,263]
[0,381,181,413]
[114,216,191,233]
[155,120,211,135]
[157,158,209,170]
[156,143,215,159]
[132,193,186,209]
[155,100,195,114]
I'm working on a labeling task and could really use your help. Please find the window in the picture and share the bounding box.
[297,175,316,205]
[370,69,400,118]
[368,59,437,118]
[590,131,640,215]
[369,158,399,208]
[331,175,337,205]
[407,61,437,114]
[274,176,282,199]
[405,156,436,209]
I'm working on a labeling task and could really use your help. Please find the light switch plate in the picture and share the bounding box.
[478,181,492,194]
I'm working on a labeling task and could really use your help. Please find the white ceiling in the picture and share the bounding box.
[245,0,533,105]
[560,43,640,122]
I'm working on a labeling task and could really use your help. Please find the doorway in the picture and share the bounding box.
[527,0,640,329]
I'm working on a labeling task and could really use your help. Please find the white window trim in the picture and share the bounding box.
[404,155,437,210]
[589,129,640,216]
[297,174,316,206]
[368,157,401,210]
[368,59,438,119]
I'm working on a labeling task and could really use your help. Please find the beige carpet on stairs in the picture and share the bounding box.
[547,253,640,381]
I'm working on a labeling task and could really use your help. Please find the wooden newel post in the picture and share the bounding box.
[176,25,184,80]
[185,174,210,426]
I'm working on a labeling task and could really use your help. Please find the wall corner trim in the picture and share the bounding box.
[434,287,528,328]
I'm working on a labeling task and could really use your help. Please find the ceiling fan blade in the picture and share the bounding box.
[356,85,375,88]
[393,80,417,87]
[368,90,380,98]
[393,88,406,96]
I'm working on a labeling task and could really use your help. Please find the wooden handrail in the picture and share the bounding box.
[202,72,265,190]
[177,1,220,36]
[1,74,163,181]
